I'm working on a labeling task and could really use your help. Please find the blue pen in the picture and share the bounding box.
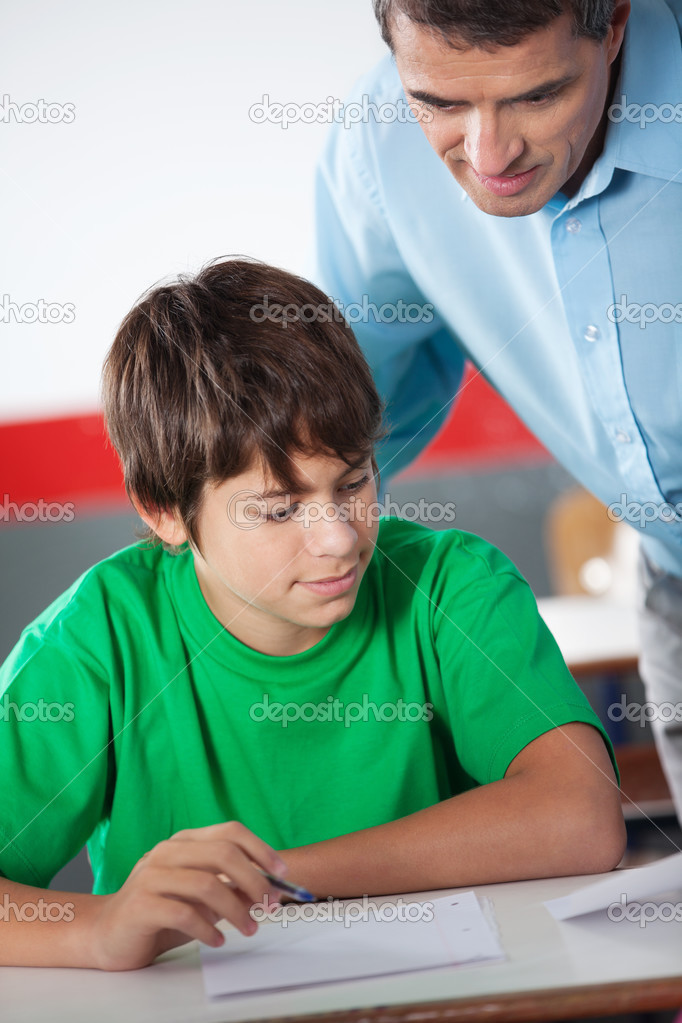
[260,870,315,902]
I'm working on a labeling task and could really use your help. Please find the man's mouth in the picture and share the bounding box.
[469,165,540,196]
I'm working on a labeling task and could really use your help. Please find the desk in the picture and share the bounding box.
[537,595,675,820]
[537,595,640,677]
[3,869,681,1023]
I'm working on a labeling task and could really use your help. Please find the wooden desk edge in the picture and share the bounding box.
[246,975,682,1023]
[567,655,639,678]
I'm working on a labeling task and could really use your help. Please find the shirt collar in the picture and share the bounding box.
[608,0,682,181]
[550,0,682,209]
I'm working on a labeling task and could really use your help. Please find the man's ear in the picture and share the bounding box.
[130,494,189,546]
[605,0,630,66]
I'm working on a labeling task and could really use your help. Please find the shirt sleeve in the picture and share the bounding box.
[308,105,467,480]
[426,532,620,786]
[0,627,113,889]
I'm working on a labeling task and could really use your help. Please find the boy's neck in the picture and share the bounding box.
[194,563,334,657]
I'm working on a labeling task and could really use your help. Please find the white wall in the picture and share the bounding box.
[0,0,386,422]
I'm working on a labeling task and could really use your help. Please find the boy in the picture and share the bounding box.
[0,258,626,971]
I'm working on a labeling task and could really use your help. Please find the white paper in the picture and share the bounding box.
[544,852,682,920]
[201,891,505,999]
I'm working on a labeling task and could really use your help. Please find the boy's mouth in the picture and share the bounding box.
[297,565,358,597]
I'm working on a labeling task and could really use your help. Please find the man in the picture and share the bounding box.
[310,0,682,822]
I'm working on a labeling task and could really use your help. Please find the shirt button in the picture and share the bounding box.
[584,325,601,342]
[566,217,582,234]
[615,429,632,444]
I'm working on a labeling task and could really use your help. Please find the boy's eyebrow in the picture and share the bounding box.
[406,73,576,108]
[260,457,371,499]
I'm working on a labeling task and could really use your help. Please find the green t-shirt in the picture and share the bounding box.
[0,517,617,895]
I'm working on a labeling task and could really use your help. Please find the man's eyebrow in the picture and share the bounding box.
[259,457,371,500]
[406,73,576,108]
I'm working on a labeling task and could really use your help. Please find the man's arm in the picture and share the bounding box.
[310,105,466,480]
[278,722,627,898]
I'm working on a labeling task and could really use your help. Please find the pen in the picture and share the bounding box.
[260,870,315,902]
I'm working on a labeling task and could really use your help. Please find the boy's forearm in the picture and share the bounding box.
[0,879,105,967]
[278,773,626,899]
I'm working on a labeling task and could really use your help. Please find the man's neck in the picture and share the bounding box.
[561,45,624,200]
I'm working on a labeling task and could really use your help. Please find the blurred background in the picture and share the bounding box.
[1,0,678,967]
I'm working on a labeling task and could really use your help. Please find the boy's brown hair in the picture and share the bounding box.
[101,257,385,550]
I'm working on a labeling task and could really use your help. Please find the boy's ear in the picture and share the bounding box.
[130,495,189,546]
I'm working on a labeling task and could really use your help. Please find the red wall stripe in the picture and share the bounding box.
[407,364,550,475]
[0,414,128,516]
[0,365,549,520]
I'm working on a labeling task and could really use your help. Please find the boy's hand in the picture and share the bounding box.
[88,821,287,971]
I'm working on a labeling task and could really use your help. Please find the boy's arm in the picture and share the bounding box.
[0,879,106,967]
[277,722,627,898]
[0,823,287,970]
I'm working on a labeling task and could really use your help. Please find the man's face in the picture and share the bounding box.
[189,450,379,657]
[393,9,624,216]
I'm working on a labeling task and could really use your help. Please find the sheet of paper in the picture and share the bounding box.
[544,852,682,920]
[201,891,505,998]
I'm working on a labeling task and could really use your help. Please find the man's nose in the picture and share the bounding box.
[463,111,524,177]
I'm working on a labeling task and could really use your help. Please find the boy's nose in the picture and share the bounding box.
[304,506,358,559]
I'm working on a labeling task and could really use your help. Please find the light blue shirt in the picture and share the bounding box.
[311,0,682,575]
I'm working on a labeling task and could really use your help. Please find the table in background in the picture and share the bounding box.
[538,595,675,821]
[537,595,639,676]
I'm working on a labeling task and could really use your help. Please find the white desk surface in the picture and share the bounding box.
[537,595,640,672]
[3,868,681,1023]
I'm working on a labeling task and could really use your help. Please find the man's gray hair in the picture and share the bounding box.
[372,0,617,50]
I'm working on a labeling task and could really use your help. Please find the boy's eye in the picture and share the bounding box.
[264,475,370,523]
[267,502,299,523]
[342,474,370,492]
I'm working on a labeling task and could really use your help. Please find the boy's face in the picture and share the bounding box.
[185,450,379,657]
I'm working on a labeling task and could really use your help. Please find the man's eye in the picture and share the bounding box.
[525,89,560,105]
